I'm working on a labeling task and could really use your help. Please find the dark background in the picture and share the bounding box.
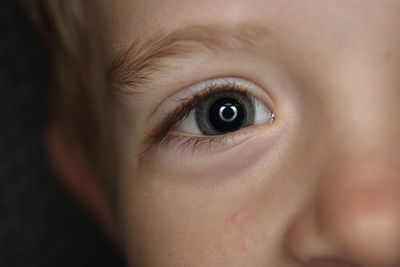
[0,2,125,266]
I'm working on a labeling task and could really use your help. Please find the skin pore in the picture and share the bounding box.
[84,1,400,266]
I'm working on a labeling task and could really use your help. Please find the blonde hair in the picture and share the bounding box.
[22,1,116,190]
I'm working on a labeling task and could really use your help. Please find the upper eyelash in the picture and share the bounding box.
[142,81,257,152]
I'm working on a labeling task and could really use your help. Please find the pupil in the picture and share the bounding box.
[220,104,237,122]
[209,97,245,133]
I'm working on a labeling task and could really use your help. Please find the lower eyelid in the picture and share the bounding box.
[161,123,267,155]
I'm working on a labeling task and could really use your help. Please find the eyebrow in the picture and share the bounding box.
[107,24,274,94]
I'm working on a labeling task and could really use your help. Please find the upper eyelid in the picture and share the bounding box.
[147,76,229,120]
[149,77,275,124]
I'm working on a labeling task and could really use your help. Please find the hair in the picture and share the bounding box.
[21,1,116,192]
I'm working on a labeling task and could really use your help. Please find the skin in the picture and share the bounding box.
[53,0,400,266]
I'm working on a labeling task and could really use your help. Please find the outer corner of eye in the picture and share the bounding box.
[253,97,275,125]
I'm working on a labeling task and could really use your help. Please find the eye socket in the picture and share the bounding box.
[177,88,275,136]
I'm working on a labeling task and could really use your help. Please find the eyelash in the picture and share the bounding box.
[143,81,265,153]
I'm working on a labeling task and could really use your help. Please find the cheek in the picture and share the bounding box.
[119,175,263,266]
[116,131,307,266]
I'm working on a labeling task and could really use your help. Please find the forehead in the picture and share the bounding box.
[97,0,400,50]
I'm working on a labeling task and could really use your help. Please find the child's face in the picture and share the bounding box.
[97,1,400,266]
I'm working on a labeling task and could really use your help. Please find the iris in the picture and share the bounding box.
[195,91,254,135]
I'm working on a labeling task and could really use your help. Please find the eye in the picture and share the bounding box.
[144,77,276,152]
[177,88,275,136]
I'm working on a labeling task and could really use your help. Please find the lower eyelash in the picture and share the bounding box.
[138,122,260,158]
[159,133,230,154]
[152,123,259,156]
